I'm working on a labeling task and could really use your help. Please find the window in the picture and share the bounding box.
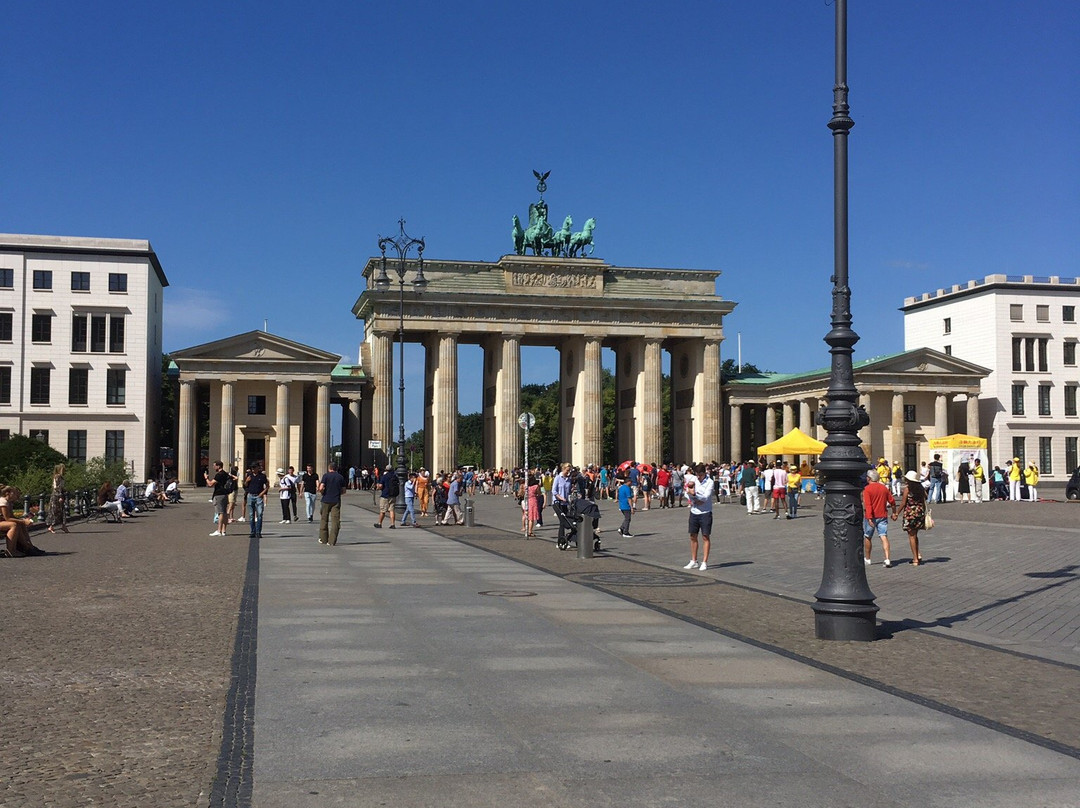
[0,268,13,288]
[72,315,87,352]
[106,368,126,405]
[1066,341,1077,367]
[69,368,89,405]
[943,317,951,334]
[1038,384,1052,416]
[0,312,12,342]
[1065,306,1076,323]
[248,395,266,415]
[31,429,49,445]
[67,430,87,464]
[1037,305,1050,322]
[1039,436,1053,474]
[1068,437,1079,473]
[903,404,916,423]
[1038,338,1049,372]
[109,316,125,352]
[71,271,90,291]
[31,313,52,343]
[1012,384,1025,415]
[30,367,50,404]
[91,315,107,353]
[1012,337,1022,371]
[1013,437,1026,464]
[0,429,9,442]
[1067,386,1078,417]
[1010,304,1023,321]
[944,345,952,356]
[105,430,124,464]
[0,366,10,404]
[108,273,128,293]
[1025,338,1036,371]
[32,270,52,290]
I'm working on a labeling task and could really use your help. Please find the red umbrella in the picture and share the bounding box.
[617,460,635,474]
[637,463,654,474]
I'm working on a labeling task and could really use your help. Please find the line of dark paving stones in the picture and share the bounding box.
[388,507,1080,758]
[0,502,249,807]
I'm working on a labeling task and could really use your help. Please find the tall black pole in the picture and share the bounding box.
[812,0,878,641]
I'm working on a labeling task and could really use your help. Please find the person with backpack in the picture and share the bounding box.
[927,454,944,503]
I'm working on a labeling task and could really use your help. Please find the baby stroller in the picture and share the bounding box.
[555,498,602,552]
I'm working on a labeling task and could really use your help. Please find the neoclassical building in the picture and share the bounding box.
[353,254,734,471]
[724,348,991,468]
[170,332,369,484]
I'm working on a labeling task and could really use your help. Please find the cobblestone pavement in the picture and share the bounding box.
[416,492,1080,755]
[0,501,249,807]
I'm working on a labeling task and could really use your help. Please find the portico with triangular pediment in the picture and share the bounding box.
[724,348,991,469]
[170,331,369,485]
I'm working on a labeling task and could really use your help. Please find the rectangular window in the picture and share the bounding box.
[1037,304,1050,322]
[1010,304,1023,321]
[1013,437,1026,464]
[109,316,125,352]
[0,366,10,404]
[105,430,124,464]
[1066,341,1077,367]
[944,345,952,356]
[943,317,951,334]
[32,270,52,290]
[1065,306,1076,323]
[1024,338,1035,372]
[1012,337,1022,371]
[108,273,128,293]
[1012,384,1025,416]
[0,312,12,342]
[106,368,126,405]
[1067,386,1078,417]
[67,430,87,464]
[1038,338,1049,372]
[0,429,9,442]
[1067,437,1078,473]
[31,313,52,343]
[0,268,12,288]
[1038,384,1052,416]
[69,367,89,405]
[30,367,50,404]
[91,315,107,353]
[248,395,267,415]
[31,429,49,445]
[72,314,87,352]
[1039,436,1053,474]
[903,404,916,423]
[71,271,90,291]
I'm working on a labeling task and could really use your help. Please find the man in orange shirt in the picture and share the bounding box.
[862,469,895,568]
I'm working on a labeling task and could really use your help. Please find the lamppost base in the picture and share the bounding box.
[813,601,879,641]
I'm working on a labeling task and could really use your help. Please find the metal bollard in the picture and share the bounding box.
[464,497,475,527]
[577,518,594,559]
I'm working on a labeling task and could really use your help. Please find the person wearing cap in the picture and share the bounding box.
[875,458,890,486]
[1008,457,1023,501]
[895,470,927,565]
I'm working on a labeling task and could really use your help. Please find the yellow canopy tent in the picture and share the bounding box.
[756,427,828,456]
[927,433,989,502]
[928,433,988,451]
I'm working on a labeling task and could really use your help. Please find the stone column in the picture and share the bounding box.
[891,392,905,467]
[499,335,522,470]
[729,402,742,464]
[966,392,980,436]
[220,381,235,470]
[275,382,290,472]
[433,333,459,473]
[782,401,795,463]
[316,382,330,472]
[641,338,663,464]
[700,339,721,461]
[178,379,197,485]
[560,336,585,465]
[370,332,393,469]
[347,399,362,470]
[858,393,872,455]
[581,337,603,466]
[935,393,949,438]
[764,404,778,453]
[799,400,812,432]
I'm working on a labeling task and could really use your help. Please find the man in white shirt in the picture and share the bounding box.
[682,463,714,572]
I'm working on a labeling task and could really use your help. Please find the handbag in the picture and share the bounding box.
[739,490,746,506]
[924,508,934,530]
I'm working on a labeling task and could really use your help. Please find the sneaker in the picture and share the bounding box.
[373,523,381,528]
[209,531,222,536]
[684,560,699,569]
[279,519,290,524]
[388,524,396,529]
[864,557,872,566]
[622,532,634,538]
[698,561,708,572]
[883,559,892,568]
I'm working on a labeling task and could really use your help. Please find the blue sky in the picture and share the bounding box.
[4,1,1078,440]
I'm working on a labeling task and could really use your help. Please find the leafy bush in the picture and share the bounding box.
[0,435,68,483]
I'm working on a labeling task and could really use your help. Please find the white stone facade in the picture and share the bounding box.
[0,234,167,479]
[903,274,1080,479]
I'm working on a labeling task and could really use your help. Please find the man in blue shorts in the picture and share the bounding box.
[683,463,714,572]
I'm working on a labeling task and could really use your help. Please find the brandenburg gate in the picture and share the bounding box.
[353,254,734,471]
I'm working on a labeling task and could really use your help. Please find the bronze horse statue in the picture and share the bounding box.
[512,215,525,255]
[550,215,573,257]
[569,218,596,258]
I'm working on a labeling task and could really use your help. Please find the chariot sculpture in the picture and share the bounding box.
[512,170,596,258]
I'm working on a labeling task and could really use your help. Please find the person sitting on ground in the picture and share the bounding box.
[0,485,48,557]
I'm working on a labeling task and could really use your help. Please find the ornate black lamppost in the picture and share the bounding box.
[812,0,878,641]
[374,219,427,517]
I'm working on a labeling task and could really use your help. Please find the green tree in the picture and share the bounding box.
[457,413,484,468]
[0,435,67,483]
[721,358,766,382]
[160,354,178,452]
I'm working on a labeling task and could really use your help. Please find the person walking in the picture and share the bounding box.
[415,469,430,517]
[552,463,573,544]
[276,469,294,523]
[786,464,801,519]
[972,457,985,503]
[739,460,760,515]
[770,462,787,520]
[46,463,69,534]
[299,463,320,522]
[862,470,895,567]
[403,472,418,526]
[683,463,714,572]
[374,465,399,529]
[1024,463,1040,502]
[927,454,945,503]
[616,474,634,537]
[441,471,466,525]
[956,457,972,503]
[318,462,347,545]
[896,470,927,566]
[245,464,269,538]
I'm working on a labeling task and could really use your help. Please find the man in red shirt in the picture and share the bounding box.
[656,464,672,508]
[862,469,896,568]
